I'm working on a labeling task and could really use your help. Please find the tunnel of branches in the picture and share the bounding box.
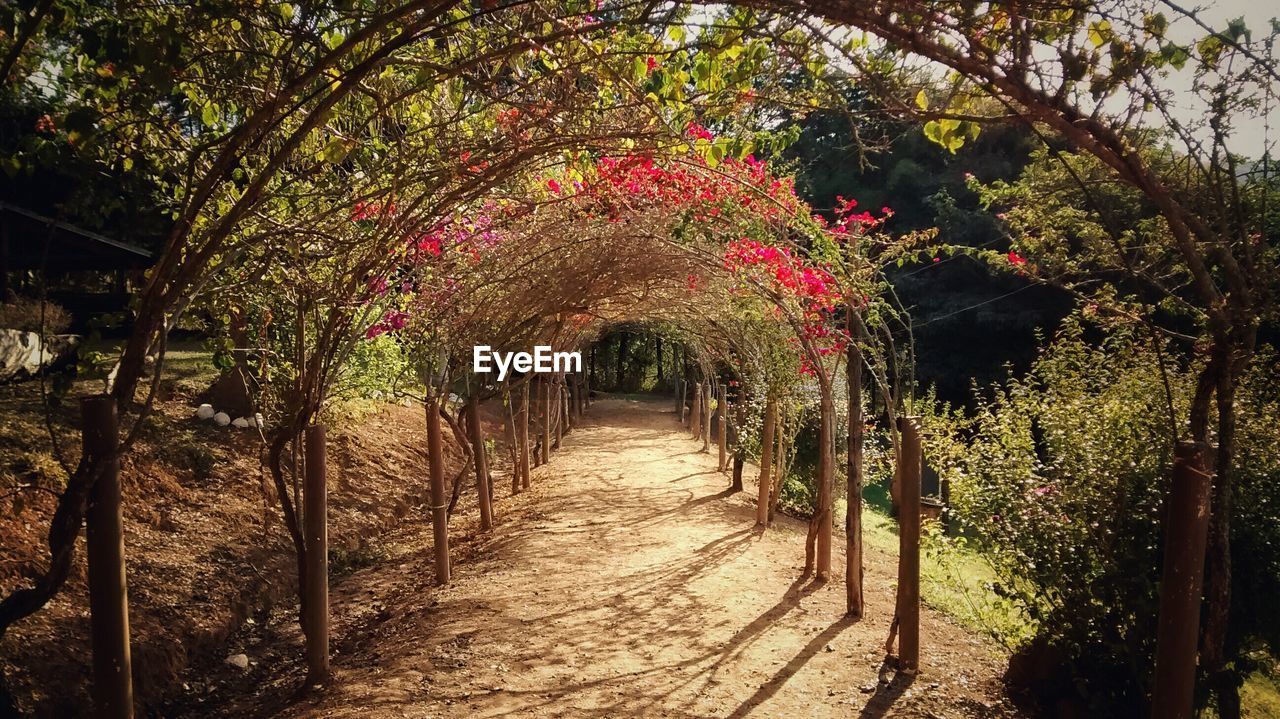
[3,0,1272,716]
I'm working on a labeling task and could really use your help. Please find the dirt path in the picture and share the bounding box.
[267,397,1021,719]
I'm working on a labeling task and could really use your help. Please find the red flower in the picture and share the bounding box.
[1007,250,1028,267]
[645,55,658,73]
[684,121,714,141]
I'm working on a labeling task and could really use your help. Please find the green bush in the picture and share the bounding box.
[945,322,1280,714]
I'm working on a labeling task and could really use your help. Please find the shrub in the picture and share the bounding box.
[0,296,71,334]
[946,321,1280,713]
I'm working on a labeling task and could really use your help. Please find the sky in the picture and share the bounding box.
[1159,0,1278,159]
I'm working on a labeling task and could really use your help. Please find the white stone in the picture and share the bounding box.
[0,329,75,381]
[231,417,250,428]
[224,653,249,670]
[196,404,215,420]
[213,412,231,427]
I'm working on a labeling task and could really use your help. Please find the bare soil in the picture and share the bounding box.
[0,372,490,717]
[197,396,1022,719]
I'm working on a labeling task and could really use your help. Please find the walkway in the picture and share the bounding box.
[273,397,1019,718]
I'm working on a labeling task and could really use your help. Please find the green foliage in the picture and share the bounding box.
[334,334,414,403]
[939,321,1280,712]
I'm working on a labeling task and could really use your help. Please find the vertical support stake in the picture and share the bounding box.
[303,424,329,681]
[83,395,134,719]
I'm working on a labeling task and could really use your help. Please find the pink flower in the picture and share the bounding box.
[685,121,714,141]
[547,178,562,194]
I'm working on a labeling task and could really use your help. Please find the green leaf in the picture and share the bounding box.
[279,3,295,22]
[914,89,929,111]
[923,120,943,144]
[1088,20,1111,48]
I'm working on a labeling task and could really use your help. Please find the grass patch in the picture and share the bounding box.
[859,504,1034,649]
[1242,670,1280,719]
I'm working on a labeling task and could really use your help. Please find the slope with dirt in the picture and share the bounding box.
[216,396,1021,719]
[0,379,489,717]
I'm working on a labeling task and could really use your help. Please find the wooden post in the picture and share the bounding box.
[678,380,687,424]
[690,381,702,440]
[82,396,134,719]
[553,378,564,449]
[701,382,712,452]
[503,387,521,496]
[1151,441,1213,719]
[541,377,553,462]
[717,385,728,471]
[303,424,329,681]
[466,395,494,531]
[426,396,451,584]
[518,381,531,490]
[757,396,776,527]
[846,317,865,617]
[894,416,922,672]
[815,393,834,582]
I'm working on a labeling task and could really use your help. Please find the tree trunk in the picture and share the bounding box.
[503,386,521,495]
[656,336,664,384]
[466,396,494,531]
[814,388,834,578]
[616,332,629,391]
[542,378,553,462]
[1151,441,1213,719]
[302,424,329,682]
[690,381,702,440]
[846,319,865,618]
[893,417,922,672]
[717,385,728,472]
[553,377,564,449]
[757,397,776,527]
[82,396,135,719]
[518,381,531,490]
[701,382,712,453]
[1204,358,1240,719]
[426,396,451,584]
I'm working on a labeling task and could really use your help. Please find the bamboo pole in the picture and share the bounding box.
[82,396,134,719]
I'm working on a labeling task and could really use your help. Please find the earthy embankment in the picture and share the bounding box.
[0,392,491,717]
